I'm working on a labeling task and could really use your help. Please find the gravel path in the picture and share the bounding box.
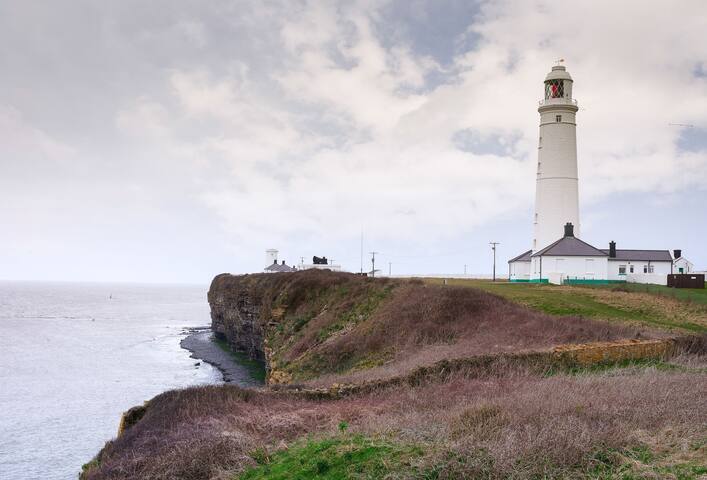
[180,328,264,387]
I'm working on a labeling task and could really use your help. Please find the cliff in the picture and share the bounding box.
[207,270,657,387]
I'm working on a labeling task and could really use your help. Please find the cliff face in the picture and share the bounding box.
[208,273,266,362]
[207,270,398,384]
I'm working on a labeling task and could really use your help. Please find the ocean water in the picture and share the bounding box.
[0,282,222,480]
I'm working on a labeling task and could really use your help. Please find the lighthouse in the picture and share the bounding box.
[532,64,580,252]
[508,65,687,285]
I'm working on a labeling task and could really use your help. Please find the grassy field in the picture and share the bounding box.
[83,363,707,480]
[424,278,707,333]
[588,282,707,305]
[81,272,707,480]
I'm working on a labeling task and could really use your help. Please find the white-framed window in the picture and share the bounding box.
[555,115,562,122]
[643,264,654,274]
[618,265,627,275]
[586,259,594,274]
[629,265,634,273]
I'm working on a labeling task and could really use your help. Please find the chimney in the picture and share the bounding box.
[273,259,277,264]
[609,241,616,258]
[563,222,574,237]
[674,249,682,259]
[281,260,285,265]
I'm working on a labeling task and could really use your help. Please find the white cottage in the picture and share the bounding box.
[672,249,695,274]
[602,242,673,284]
[529,223,608,284]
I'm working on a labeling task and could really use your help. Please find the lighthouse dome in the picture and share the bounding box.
[544,65,573,82]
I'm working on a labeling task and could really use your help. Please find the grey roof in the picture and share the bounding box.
[264,263,296,272]
[600,249,672,262]
[508,249,532,263]
[532,236,608,257]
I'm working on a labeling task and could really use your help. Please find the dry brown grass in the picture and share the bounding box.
[293,280,657,385]
[212,271,661,384]
[83,365,707,480]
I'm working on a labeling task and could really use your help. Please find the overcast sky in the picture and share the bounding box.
[1,0,706,283]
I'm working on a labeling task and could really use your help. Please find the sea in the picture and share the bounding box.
[0,282,223,480]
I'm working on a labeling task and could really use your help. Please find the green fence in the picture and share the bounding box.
[562,278,627,285]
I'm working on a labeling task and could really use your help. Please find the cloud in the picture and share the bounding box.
[1,0,706,280]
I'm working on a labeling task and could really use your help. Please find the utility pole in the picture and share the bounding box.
[388,262,392,276]
[360,230,363,274]
[464,264,467,275]
[489,242,500,282]
[369,251,378,277]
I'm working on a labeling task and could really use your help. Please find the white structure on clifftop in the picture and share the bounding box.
[508,64,688,285]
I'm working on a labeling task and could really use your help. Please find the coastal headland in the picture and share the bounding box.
[82,270,707,479]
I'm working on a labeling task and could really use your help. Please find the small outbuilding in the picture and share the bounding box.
[672,249,695,274]
[508,249,532,282]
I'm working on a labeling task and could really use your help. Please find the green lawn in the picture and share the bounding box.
[584,282,707,305]
[423,278,706,333]
[239,435,428,480]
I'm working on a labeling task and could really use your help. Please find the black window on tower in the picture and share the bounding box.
[555,115,562,122]
[545,80,564,99]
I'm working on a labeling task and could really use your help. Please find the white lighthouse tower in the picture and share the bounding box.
[532,64,580,252]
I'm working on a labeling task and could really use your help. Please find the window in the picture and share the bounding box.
[643,264,654,274]
[545,80,564,99]
[555,115,562,122]
[618,265,627,275]
[539,136,542,148]
[629,265,634,273]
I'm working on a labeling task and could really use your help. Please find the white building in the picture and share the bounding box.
[509,64,686,285]
[530,223,609,284]
[672,250,695,274]
[262,249,296,273]
[603,242,673,284]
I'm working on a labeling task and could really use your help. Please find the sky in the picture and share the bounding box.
[1,0,706,283]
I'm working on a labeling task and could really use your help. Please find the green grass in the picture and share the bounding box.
[238,435,429,480]
[316,284,394,342]
[424,279,706,333]
[585,282,707,306]
[212,335,267,382]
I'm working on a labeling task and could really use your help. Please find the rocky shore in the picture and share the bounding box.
[180,327,264,387]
